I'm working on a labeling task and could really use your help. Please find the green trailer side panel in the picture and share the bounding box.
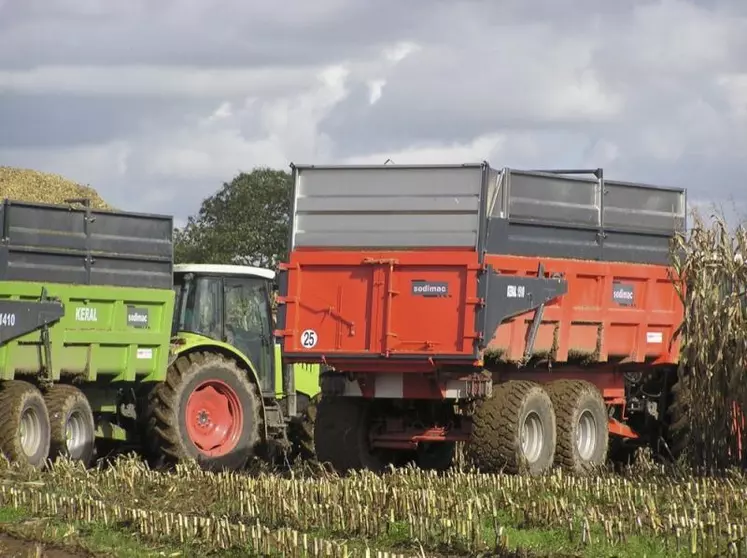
[0,281,174,383]
[294,362,321,399]
[273,343,320,400]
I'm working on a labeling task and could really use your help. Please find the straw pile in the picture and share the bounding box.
[669,212,747,470]
[0,167,111,209]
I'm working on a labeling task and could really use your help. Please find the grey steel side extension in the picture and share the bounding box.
[288,162,493,250]
[0,199,174,289]
[286,163,686,263]
[486,168,686,265]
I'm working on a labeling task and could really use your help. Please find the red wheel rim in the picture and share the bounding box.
[185,379,244,457]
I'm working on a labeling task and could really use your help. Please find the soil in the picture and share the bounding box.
[0,534,90,558]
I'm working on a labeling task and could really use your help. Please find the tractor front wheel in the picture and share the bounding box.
[145,352,261,471]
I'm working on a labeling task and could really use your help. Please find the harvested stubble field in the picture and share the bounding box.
[0,453,746,558]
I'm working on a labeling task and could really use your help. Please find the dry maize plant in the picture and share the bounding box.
[670,211,747,470]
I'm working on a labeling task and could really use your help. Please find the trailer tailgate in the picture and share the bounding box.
[277,250,482,364]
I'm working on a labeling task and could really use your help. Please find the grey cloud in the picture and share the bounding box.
[0,0,420,68]
[0,94,212,148]
[1,0,746,224]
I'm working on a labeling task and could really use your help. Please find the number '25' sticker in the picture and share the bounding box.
[300,329,318,349]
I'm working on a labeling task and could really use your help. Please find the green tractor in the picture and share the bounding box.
[145,263,321,469]
[0,200,319,471]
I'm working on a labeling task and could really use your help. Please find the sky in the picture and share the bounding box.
[0,0,746,227]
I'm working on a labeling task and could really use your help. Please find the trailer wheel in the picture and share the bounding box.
[314,397,388,473]
[545,379,608,474]
[467,380,556,475]
[145,352,261,471]
[0,381,51,469]
[44,384,96,467]
[416,441,455,472]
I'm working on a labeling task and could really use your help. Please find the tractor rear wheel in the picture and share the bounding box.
[0,381,51,469]
[467,380,556,475]
[545,379,608,474]
[314,397,391,473]
[145,352,261,471]
[44,384,96,467]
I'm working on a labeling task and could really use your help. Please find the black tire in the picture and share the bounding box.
[545,379,608,474]
[314,397,388,473]
[608,437,639,470]
[667,373,691,459]
[467,380,556,475]
[44,384,96,467]
[416,442,455,472]
[0,381,51,469]
[288,393,319,462]
[144,352,261,471]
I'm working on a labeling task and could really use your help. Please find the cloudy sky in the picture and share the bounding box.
[1,0,746,226]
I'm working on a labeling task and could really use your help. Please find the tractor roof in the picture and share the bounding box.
[173,264,275,280]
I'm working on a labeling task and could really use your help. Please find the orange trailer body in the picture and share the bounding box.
[276,162,688,469]
[280,251,682,371]
[485,254,682,365]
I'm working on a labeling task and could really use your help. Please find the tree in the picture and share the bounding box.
[174,167,292,269]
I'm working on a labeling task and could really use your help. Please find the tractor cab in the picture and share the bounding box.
[171,264,276,394]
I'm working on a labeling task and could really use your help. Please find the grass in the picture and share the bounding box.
[0,505,263,557]
[0,504,678,558]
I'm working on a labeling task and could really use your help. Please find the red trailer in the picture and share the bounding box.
[276,163,687,475]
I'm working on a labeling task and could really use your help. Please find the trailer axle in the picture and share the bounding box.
[370,425,471,450]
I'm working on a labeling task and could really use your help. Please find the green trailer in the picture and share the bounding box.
[0,199,319,470]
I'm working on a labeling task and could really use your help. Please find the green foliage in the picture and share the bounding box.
[174,167,292,269]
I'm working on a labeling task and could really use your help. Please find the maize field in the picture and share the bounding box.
[669,212,747,471]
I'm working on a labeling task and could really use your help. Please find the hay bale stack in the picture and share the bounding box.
[670,212,747,470]
[0,167,111,209]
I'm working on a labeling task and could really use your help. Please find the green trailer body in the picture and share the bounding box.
[276,350,320,404]
[0,281,174,384]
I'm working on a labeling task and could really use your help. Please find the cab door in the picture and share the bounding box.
[223,277,275,394]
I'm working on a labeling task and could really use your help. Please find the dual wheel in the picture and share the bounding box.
[0,380,96,469]
[467,379,608,475]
